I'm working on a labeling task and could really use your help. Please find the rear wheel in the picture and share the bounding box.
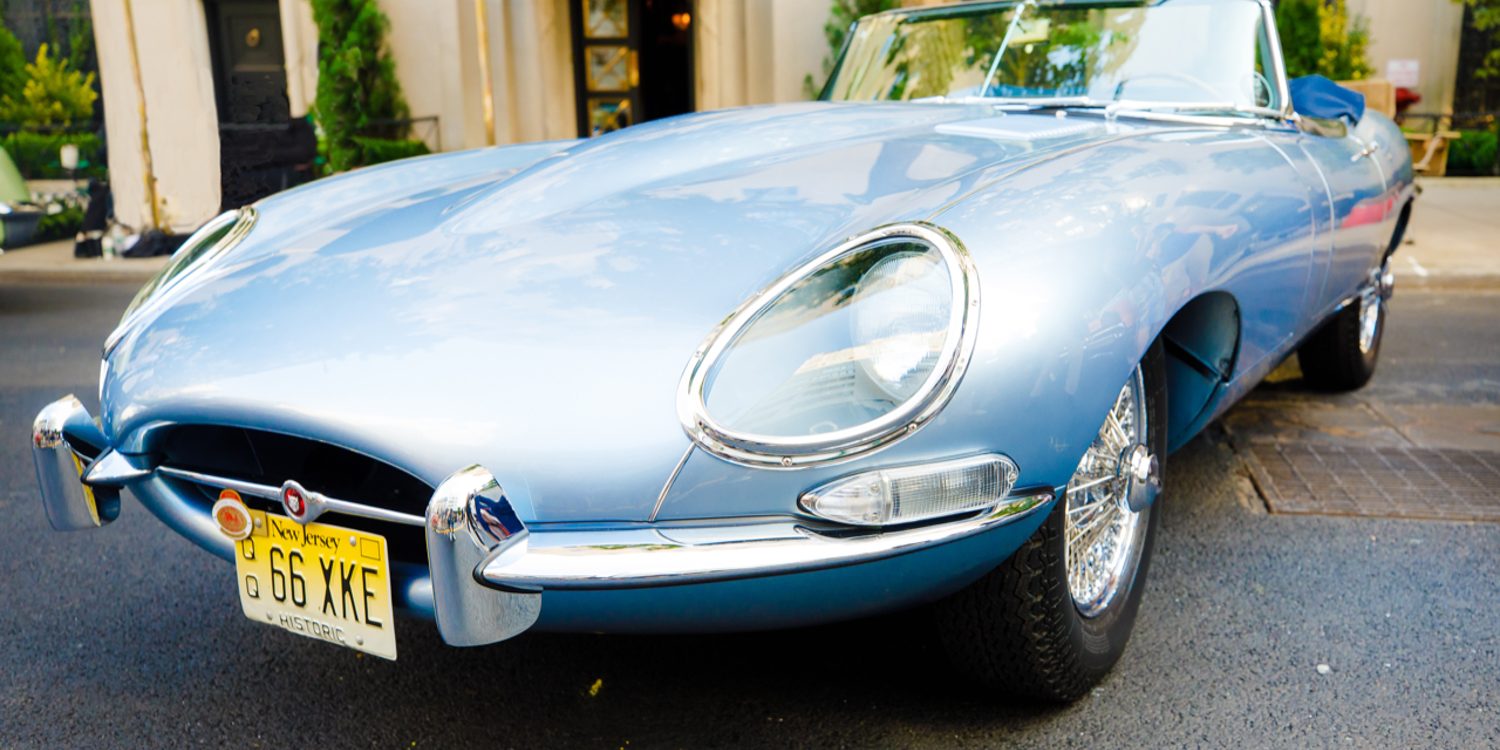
[1298,265,1390,392]
[934,341,1167,702]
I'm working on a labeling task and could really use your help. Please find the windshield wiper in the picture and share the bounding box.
[921,95,1279,121]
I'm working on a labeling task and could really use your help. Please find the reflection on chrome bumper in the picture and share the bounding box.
[423,462,1053,646]
[424,466,541,646]
[31,395,117,531]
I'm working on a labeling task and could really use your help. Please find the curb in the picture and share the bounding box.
[0,266,160,285]
[1401,274,1500,292]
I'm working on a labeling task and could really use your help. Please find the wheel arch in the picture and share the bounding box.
[1386,199,1414,260]
[1157,291,1242,452]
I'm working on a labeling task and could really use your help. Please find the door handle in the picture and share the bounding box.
[1351,139,1378,162]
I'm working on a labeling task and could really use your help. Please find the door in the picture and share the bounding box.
[570,0,695,138]
[1296,120,1391,315]
[204,0,315,209]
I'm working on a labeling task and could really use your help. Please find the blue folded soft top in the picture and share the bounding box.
[1289,75,1366,123]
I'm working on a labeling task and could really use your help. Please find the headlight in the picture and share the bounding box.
[104,208,256,356]
[677,223,980,468]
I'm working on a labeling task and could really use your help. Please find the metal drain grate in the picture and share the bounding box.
[1241,443,1500,522]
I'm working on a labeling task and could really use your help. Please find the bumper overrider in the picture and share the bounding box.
[33,395,1055,647]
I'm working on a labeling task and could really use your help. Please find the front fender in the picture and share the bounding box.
[921,126,1320,486]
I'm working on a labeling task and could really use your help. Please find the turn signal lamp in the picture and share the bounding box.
[800,454,1019,527]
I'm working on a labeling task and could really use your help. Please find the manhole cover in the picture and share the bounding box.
[1241,443,1500,522]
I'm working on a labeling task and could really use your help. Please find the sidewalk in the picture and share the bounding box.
[1401,177,1500,290]
[0,239,167,284]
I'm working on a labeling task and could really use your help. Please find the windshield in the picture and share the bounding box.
[823,0,1281,113]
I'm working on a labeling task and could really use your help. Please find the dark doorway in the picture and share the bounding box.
[570,0,695,138]
[203,0,315,210]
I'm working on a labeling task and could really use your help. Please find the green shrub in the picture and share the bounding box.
[0,44,98,128]
[35,204,84,243]
[0,131,103,179]
[309,0,412,174]
[1447,129,1500,176]
[351,136,429,166]
[1276,0,1372,80]
[0,23,25,105]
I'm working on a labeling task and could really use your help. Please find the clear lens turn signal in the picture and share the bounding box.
[800,454,1020,527]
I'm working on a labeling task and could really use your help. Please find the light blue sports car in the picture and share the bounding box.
[33,0,1413,701]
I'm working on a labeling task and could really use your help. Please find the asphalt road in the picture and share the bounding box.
[2,283,1497,748]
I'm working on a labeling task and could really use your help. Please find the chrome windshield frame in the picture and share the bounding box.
[1257,0,1295,122]
[834,0,1295,127]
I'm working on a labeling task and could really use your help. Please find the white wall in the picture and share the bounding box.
[1348,0,1465,115]
[697,0,827,109]
[92,0,222,233]
[490,0,578,144]
[279,0,318,118]
[381,0,466,150]
[254,0,582,153]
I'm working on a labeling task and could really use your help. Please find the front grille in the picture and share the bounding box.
[156,425,432,563]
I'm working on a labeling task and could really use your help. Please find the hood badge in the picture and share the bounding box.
[212,489,253,540]
[279,480,327,525]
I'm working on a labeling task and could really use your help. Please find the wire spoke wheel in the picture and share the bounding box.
[1064,366,1150,618]
[934,343,1164,702]
[1358,286,1382,354]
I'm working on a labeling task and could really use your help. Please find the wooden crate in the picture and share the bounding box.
[1337,78,1397,119]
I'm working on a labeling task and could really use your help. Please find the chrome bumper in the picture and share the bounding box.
[427,464,1051,645]
[31,395,119,531]
[32,396,1053,649]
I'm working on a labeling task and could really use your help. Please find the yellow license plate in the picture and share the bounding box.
[233,509,397,660]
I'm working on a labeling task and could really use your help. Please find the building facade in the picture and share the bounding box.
[1348,0,1466,116]
[90,0,1471,235]
[90,0,831,234]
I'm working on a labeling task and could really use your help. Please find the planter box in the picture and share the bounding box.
[0,209,44,248]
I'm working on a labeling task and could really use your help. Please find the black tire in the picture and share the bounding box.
[1297,290,1383,392]
[933,341,1168,703]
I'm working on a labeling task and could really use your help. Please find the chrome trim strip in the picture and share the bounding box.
[676,222,981,469]
[646,443,696,523]
[480,488,1054,591]
[156,466,427,527]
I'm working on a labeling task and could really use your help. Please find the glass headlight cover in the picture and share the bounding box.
[678,223,980,468]
[104,208,256,356]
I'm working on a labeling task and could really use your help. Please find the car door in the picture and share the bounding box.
[1294,117,1391,316]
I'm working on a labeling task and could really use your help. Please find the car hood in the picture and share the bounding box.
[104,102,1116,522]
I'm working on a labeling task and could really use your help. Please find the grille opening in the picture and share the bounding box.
[158,425,433,564]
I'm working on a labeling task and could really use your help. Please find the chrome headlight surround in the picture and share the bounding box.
[103,207,258,357]
[677,222,981,469]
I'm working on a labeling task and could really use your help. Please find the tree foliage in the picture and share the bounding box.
[803,0,903,98]
[0,22,27,107]
[309,0,411,173]
[62,1,95,76]
[1276,0,1372,80]
[0,43,97,128]
[1456,0,1500,80]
